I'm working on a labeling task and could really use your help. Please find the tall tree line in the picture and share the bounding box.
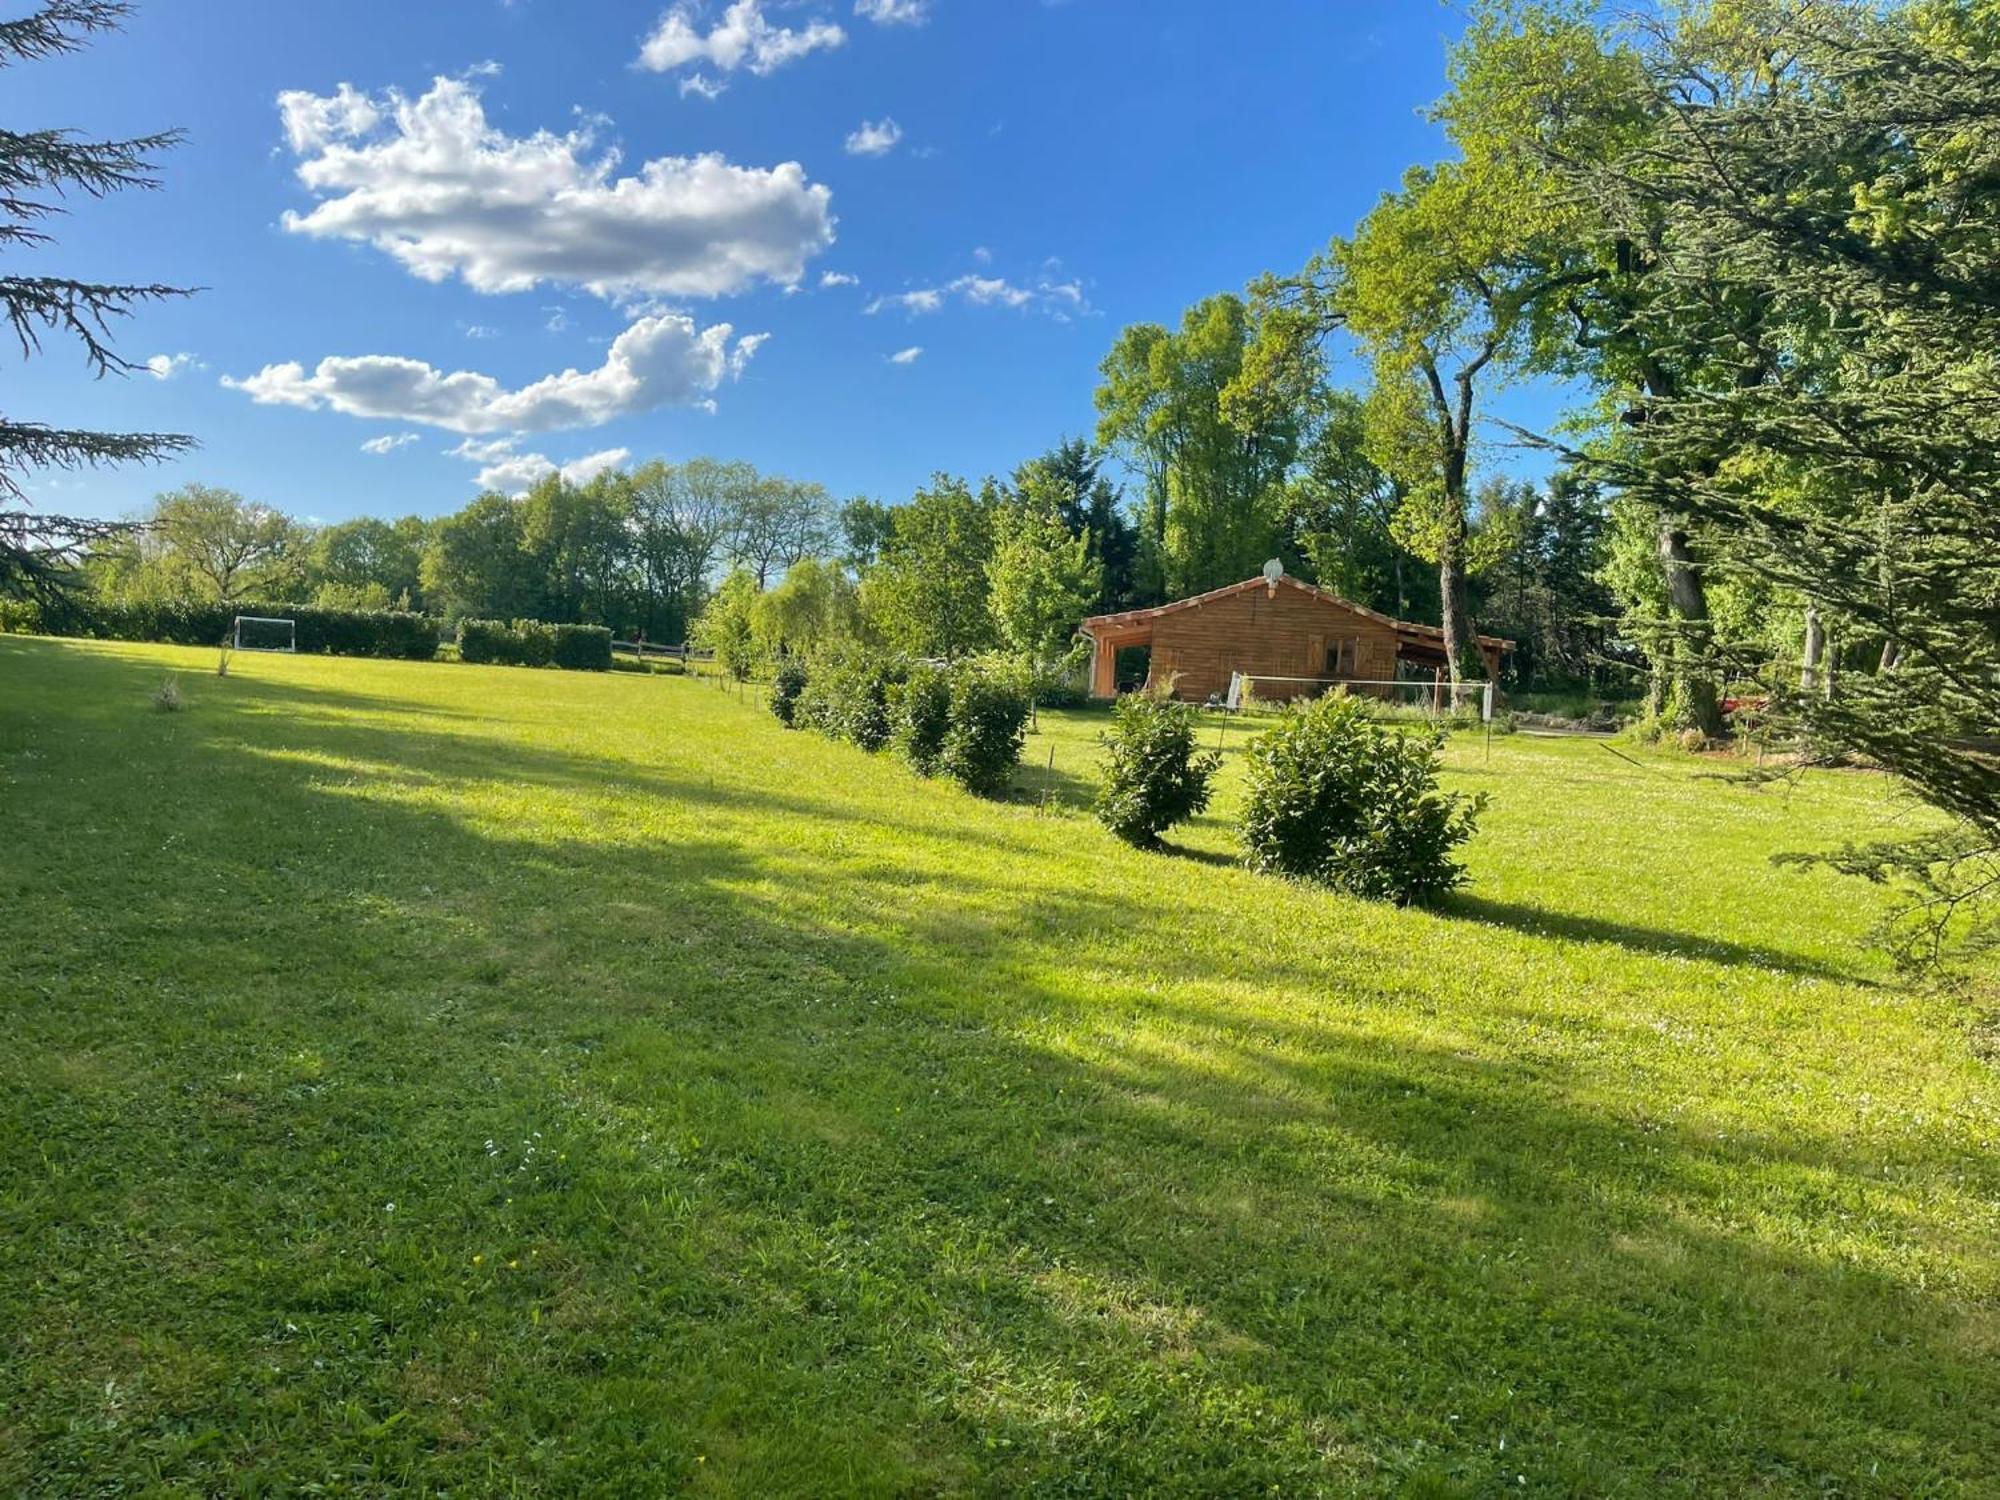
[78,461,837,644]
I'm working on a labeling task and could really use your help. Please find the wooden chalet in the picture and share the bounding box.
[1078,565,1510,703]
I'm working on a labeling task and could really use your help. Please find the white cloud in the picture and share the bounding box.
[638,1,844,79]
[678,72,728,101]
[278,82,380,153]
[819,270,859,288]
[223,313,766,435]
[856,0,929,22]
[449,436,519,465]
[143,352,199,380]
[863,287,944,316]
[951,274,1033,308]
[476,453,553,494]
[276,76,834,300]
[460,323,499,339]
[844,117,903,157]
[454,439,632,495]
[888,346,923,364]
[360,431,422,454]
[864,271,1089,319]
[559,446,630,483]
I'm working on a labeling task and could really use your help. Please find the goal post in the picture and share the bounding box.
[232,615,297,653]
[1227,673,1496,721]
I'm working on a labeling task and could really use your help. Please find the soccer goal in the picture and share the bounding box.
[232,615,297,653]
[1227,672,1496,721]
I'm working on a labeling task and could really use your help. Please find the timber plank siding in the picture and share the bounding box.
[1150,583,1398,702]
[1080,571,1507,703]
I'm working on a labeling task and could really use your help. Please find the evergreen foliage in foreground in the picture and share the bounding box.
[0,2,196,606]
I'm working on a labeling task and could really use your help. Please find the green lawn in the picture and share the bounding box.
[2,635,1995,1497]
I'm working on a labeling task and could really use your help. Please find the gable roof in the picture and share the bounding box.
[1079,572,1513,651]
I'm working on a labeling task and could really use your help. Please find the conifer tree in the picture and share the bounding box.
[1,2,195,606]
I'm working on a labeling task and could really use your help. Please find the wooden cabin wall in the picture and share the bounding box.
[1143,586,1401,702]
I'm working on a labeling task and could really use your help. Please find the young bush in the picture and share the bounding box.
[769,657,810,727]
[940,664,1030,797]
[892,660,953,773]
[1240,693,1485,905]
[797,652,903,750]
[1094,691,1223,847]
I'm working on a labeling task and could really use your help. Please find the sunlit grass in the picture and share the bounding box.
[2,636,1995,1495]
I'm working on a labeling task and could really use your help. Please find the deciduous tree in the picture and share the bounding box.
[986,493,1099,661]
[861,475,997,658]
[1095,295,1295,599]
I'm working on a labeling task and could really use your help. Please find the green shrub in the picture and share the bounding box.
[457,618,513,666]
[770,657,810,727]
[456,619,609,670]
[892,660,953,774]
[1094,691,1223,847]
[1240,693,1485,905]
[0,597,43,634]
[797,652,903,750]
[511,619,557,667]
[550,623,611,671]
[941,665,1030,796]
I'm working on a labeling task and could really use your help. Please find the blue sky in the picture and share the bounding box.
[8,0,1560,525]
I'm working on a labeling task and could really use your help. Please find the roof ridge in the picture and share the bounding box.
[1079,571,1513,650]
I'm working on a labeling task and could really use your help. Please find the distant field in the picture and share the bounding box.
[2,635,1995,1496]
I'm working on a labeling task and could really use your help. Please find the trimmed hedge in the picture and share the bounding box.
[458,618,611,671]
[46,598,440,659]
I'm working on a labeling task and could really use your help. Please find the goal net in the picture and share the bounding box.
[1226,672,1496,721]
[233,615,297,653]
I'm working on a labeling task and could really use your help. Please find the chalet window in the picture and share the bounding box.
[1325,637,1359,678]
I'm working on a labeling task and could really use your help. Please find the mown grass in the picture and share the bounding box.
[2,635,1995,1497]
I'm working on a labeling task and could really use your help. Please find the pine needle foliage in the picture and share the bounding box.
[0,2,196,604]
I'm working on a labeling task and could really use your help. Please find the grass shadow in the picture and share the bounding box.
[1443,891,1874,984]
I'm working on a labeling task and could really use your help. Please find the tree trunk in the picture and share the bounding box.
[1433,363,1487,689]
[1656,515,1726,738]
[1438,542,1483,688]
[1800,602,1825,693]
